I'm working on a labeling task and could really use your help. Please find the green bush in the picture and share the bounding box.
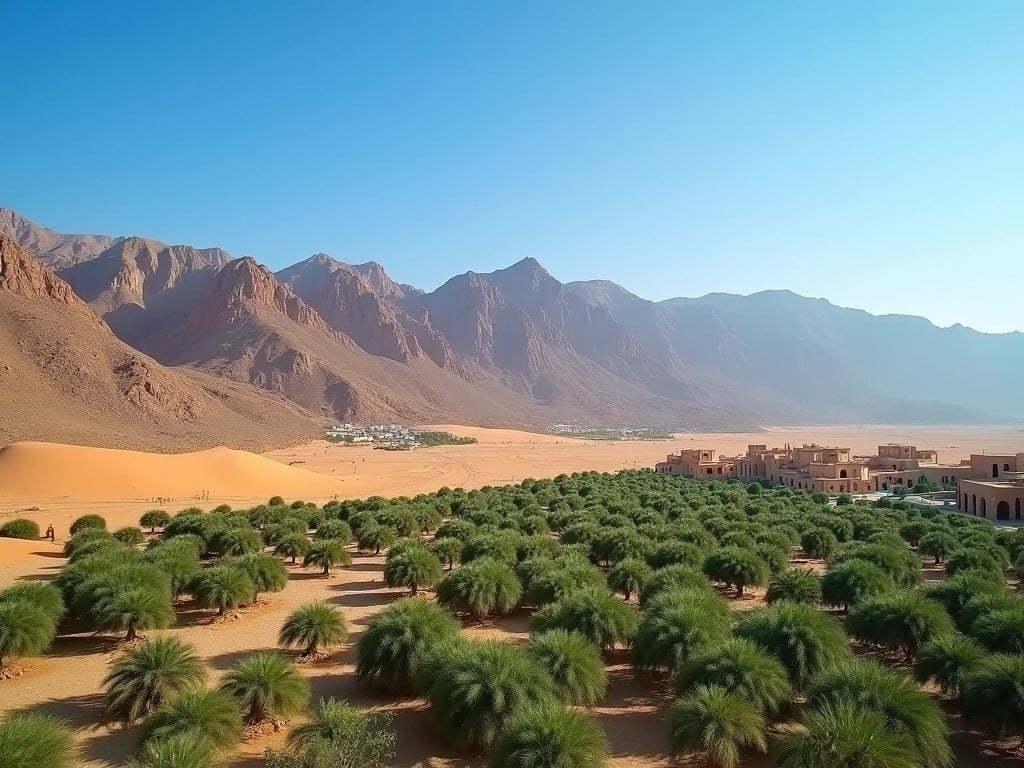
[0,519,39,540]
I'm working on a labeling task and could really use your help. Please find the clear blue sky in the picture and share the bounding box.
[2,1,1021,332]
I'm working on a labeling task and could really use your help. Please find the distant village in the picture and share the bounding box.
[549,424,673,440]
[325,424,476,449]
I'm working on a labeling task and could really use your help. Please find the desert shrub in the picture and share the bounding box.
[219,652,310,724]
[70,514,107,535]
[0,598,59,667]
[525,629,608,705]
[668,684,767,768]
[489,703,607,768]
[0,712,76,768]
[678,638,791,716]
[113,526,146,546]
[0,519,39,540]
[436,558,522,619]
[355,598,460,693]
[961,653,1024,736]
[103,636,205,722]
[913,634,986,697]
[820,559,893,611]
[139,687,243,750]
[531,588,639,652]
[702,547,769,596]
[127,734,214,768]
[766,569,820,605]
[969,606,1024,653]
[846,590,954,660]
[272,699,396,768]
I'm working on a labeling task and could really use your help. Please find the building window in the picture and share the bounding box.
[840,469,848,478]
[1017,499,1022,520]
[706,468,713,475]
[972,495,977,514]
[993,464,999,478]
[982,498,987,517]
[1005,463,1011,472]
[963,493,968,510]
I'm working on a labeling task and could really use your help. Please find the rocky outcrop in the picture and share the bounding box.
[0,234,88,306]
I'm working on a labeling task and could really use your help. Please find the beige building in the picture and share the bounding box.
[866,444,972,491]
[958,453,1024,521]
[656,449,736,480]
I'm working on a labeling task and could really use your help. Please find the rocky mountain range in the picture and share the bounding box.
[2,207,1020,449]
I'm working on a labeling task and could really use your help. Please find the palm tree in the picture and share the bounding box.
[766,569,821,605]
[632,589,731,674]
[959,591,1021,633]
[273,533,311,565]
[647,540,703,570]
[191,566,256,616]
[226,553,288,599]
[126,734,214,768]
[219,651,310,724]
[0,712,76,768]
[436,558,523,619]
[384,548,443,595]
[425,640,555,749]
[139,510,171,533]
[94,587,175,641]
[606,558,653,601]
[913,634,986,697]
[774,698,919,768]
[430,537,463,570]
[918,530,959,564]
[103,636,206,722]
[489,702,607,768]
[668,684,768,768]
[303,539,351,576]
[525,629,608,705]
[139,687,243,749]
[846,590,954,661]
[315,520,352,542]
[968,606,1024,653]
[143,540,202,600]
[357,524,397,555]
[0,599,59,668]
[0,582,65,626]
[961,653,1024,736]
[808,658,952,768]
[355,597,460,693]
[820,560,893,612]
[285,697,394,757]
[925,571,1004,623]
[801,528,840,560]
[702,547,770,597]
[638,564,712,608]
[531,587,640,653]
[209,527,262,557]
[735,601,850,689]
[279,602,348,657]
[678,638,791,716]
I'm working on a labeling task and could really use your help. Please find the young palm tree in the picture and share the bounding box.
[968,606,1024,654]
[531,587,640,653]
[273,533,311,565]
[774,698,919,768]
[0,582,65,626]
[917,530,959,564]
[225,553,288,599]
[0,599,59,668]
[808,658,952,768]
[489,702,607,768]
[632,589,732,674]
[384,548,443,595]
[800,528,840,560]
[94,586,175,641]
[425,640,555,749]
[278,602,348,657]
[734,601,850,689]
[638,564,712,608]
[191,566,256,616]
[139,510,171,533]
[284,697,395,760]
[314,520,352,543]
[647,540,703,570]
[139,687,243,749]
[355,597,460,693]
[0,712,76,768]
[702,547,770,597]
[356,524,397,555]
[820,560,894,612]
[606,558,653,601]
[961,653,1024,735]
[959,591,1021,633]
[913,634,986,697]
[126,734,214,768]
[143,541,202,601]
[436,558,523,619]
[925,571,1004,623]
[219,651,310,724]
[766,569,821,605]
[209,527,262,557]
[430,537,463,570]
[102,636,206,722]
[846,590,954,661]
[303,539,351,576]
[525,629,608,705]
[678,638,791,716]
[668,684,767,768]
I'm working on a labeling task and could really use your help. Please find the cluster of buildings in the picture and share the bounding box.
[655,443,1024,523]
[325,424,420,448]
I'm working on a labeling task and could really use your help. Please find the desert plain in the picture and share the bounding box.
[0,422,1021,768]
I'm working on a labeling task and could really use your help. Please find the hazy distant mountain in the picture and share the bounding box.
[8,207,1020,440]
[0,208,120,268]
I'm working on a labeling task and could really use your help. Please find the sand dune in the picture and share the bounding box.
[0,441,342,502]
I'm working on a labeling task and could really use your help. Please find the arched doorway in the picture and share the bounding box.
[840,469,848,479]
[993,464,999,478]
[982,498,987,517]
[1017,498,1022,521]
[972,495,977,514]
[997,501,1011,521]
[963,493,968,510]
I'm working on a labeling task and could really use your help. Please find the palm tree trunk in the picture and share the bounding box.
[291,555,297,564]
[323,564,330,576]
[736,583,745,597]
[411,582,418,596]
[126,622,137,641]
[219,604,226,616]
[306,641,317,656]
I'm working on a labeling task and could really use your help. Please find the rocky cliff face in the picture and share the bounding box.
[0,208,120,268]
[0,234,90,307]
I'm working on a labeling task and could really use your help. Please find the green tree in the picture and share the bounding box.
[925,570,1004,623]
[94,586,174,641]
[913,634,986,697]
[606,557,653,601]
[274,533,311,565]
[430,537,462,570]
[70,514,107,535]
[103,636,205,722]
[279,602,348,657]
[355,597,460,693]
[113,527,146,547]
[846,590,954,660]
[917,530,958,564]
[303,540,351,577]
[139,510,171,533]
[678,638,791,716]
[766,569,821,605]
[969,607,1024,653]
[436,558,522,619]
[226,553,288,599]
[356,524,397,555]
[425,641,555,749]
[525,629,608,705]
[820,560,893,612]
[702,547,769,597]
[219,652,310,724]
[961,653,1024,736]
[489,703,607,768]
[735,602,850,689]
[801,527,839,560]
[632,589,731,674]
[668,684,767,768]
[639,564,712,607]
[384,548,443,595]
[774,698,919,768]
[209,527,262,557]
[139,687,243,749]
[192,566,256,616]
[0,712,76,768]
[532,588,640,652]
[0,599,59,668]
